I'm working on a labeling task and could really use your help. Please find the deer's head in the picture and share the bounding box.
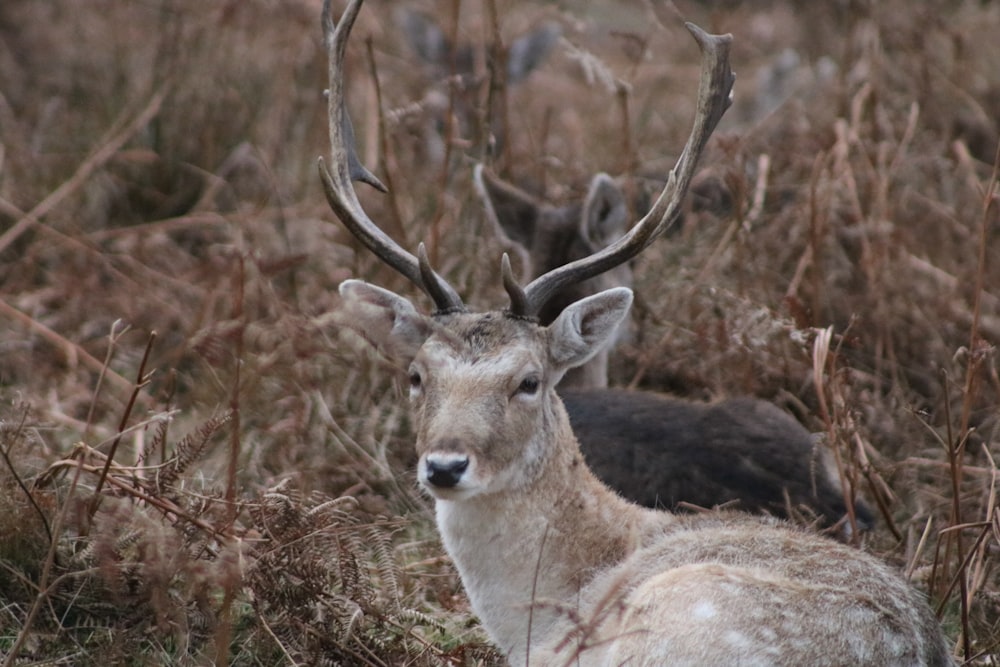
[475,167,632,326]
[395,7,562,162]
[474,167,633,388]
[340,280,631,499]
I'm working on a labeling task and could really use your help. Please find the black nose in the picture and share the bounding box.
[426,457,469,488]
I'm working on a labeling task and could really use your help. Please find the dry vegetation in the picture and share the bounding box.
[1,0,998,664]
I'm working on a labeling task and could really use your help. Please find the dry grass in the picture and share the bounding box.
[1,0,998,664]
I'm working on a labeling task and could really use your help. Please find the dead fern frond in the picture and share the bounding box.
[155,410,233,494]
[562,40,619,94]
[244,482,435,663]
[366,523,403,612]
[147,410,170,468]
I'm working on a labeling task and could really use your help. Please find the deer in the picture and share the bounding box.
[475,164,874,535]
[320,1,954,664]
[394,6,561,163]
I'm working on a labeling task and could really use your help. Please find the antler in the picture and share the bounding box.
[504,23,735,318]
[318,0,465,314]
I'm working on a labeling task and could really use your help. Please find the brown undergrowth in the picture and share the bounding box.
[1,0,998,664]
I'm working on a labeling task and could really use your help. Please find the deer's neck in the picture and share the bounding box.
[432,401,663,664]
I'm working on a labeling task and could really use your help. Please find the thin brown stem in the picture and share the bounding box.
[88,331,157,520]
[0,407,53,544]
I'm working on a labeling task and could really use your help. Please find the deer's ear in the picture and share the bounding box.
[507,22,561,83]
[581,174,628,249]
[395,8,450,69]
[547,288,632,374]
[338,280,434,363]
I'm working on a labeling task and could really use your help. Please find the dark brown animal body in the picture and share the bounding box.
[563,388,873,531]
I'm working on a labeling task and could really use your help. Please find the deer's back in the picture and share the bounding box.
[563,388,873,530]
[572,514,952,666]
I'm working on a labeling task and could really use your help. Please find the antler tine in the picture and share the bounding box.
[417,243,464,314]
[318,0,465,314]
[501,254,530,318]
[510,23,735,318]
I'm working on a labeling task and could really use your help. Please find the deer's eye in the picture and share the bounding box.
[408,370,422,391]
[516,376,540,396]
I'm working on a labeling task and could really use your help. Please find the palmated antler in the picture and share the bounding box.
[318,0,465,314]
[504,23,735,318]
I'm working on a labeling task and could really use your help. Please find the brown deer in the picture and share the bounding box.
[475,166,873,534]
[321,1,953,664]
[395,7,561,163]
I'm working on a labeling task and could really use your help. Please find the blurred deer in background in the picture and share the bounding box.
[475,167,632,388]
[321,2,952,664]
[395,7,561,163]
[475,166,873,536]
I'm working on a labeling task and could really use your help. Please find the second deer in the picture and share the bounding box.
[475,166,872,534]
[395,7,560,163]
[321,2,951,664]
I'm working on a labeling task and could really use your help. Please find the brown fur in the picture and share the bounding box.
[564,388,874,533]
